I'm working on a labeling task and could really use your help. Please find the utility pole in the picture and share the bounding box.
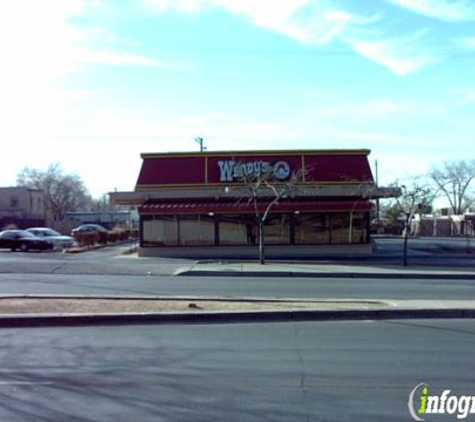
[195,137,206,152]
[375,159,380,224]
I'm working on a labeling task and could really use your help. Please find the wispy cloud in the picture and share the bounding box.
[389,0,475,22]
[456,37,475,50]
[346,30,439,75]
[73,48,192,69]
[144,0,380,46]
[212,0,368,46]
[143,0,445,76]
[58,88,126,103]
[0,0,191,149]
[336,131,404,144]
[0,0,191,82]
[143,0,209,14]
[450,88,475,104]
[323,99,408,116]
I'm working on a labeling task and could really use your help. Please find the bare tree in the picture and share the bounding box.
[17,163,92,221]
[389,178,437,266]
[346,182,383,243]
[90,194,118,213]
[336,173,398,242]
[462,193,475,213]
[233,164,306,265]
[429,159,475,215]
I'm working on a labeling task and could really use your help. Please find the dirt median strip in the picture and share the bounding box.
[0,297,387,314]
[1,298,475,328]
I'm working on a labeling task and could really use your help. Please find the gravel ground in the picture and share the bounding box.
[0,298,385,314]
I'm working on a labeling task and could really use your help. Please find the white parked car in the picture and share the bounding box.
[26,227,75,250]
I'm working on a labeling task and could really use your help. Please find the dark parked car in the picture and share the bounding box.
[0,230,54,252]
[71,224,108,235]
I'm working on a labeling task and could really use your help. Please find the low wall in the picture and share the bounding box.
[411,216,475,237]
[139,243,373,259]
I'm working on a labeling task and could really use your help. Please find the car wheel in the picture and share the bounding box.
[20,243,29,252]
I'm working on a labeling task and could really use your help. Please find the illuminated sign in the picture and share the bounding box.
[218,160,291,182]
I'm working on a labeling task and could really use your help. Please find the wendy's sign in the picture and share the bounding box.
[217,159,291,182]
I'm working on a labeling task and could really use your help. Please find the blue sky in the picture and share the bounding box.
[1,0,474,197]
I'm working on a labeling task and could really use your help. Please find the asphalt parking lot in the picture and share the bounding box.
[1,236,474,274]
[0,243,193,276]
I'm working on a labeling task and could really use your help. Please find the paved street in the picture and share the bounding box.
[2,271,475,301]
[0,237,475,278]
[1,319,474,421]
[0,241,474,300]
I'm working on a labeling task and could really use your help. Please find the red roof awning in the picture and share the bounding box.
[136,150,374,187]
[138,200,371,215]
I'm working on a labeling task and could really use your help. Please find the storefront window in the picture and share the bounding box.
[330,213,350,244]
[143,216,178,246]
[264,214,290,244]
[349,212,367,244]
[142,211,368,247]
[295,213,330,244]
[219,215,256,245]
[179,215,215,246]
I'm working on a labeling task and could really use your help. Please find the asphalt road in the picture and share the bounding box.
[1,319,474,421]
[1,237,475,278]
[0,244,474,300]
[2,271,475,301]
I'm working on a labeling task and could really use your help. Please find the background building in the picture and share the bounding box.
[0,187,46,229]
[64,210,139,230]
[411,214,475,237]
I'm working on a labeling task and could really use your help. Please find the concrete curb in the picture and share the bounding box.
[2,295,475,328]
[1,308,475,329]
[0,294,384,304]
[64,240,138,254]
[176,270,475,280]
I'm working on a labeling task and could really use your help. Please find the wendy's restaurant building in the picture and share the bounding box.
[110,149,399,259]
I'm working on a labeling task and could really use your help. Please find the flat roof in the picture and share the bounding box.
[141,149,371,159]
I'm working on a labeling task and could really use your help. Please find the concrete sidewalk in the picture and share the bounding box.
[175,261,475,279]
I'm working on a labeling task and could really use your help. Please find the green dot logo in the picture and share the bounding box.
[408,383,428,421]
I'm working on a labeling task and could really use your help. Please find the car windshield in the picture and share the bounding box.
[37,229,61,237]
[18,231,38,239]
